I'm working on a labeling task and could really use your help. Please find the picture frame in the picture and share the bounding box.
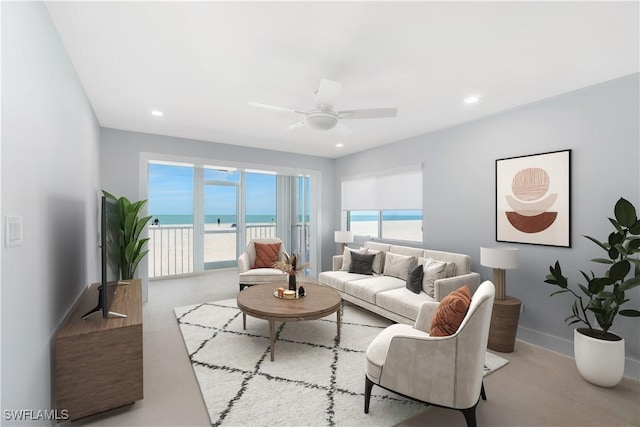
[496,149,571,247]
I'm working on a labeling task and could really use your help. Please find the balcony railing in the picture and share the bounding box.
[148,223,277,278]
[148,226,194,278]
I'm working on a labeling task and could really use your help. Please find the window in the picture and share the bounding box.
[342,165,423,242]
[347,210,379,238]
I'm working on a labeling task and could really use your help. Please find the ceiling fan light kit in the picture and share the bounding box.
[305,111,339,131]
[248,78,398,133]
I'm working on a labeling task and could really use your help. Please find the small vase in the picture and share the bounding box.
[288,274,297,292]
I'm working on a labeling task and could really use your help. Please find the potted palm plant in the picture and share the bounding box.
[544,197,640,387]
[104,191,152,280]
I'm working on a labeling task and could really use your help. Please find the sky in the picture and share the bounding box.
[148,163,276,215]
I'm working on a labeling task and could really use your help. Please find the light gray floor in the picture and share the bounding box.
[74,269,640,427]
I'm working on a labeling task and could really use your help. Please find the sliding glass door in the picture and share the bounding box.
[201,168,240,269]
[147,162,316,278]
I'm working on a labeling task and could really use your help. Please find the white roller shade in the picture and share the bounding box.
[341,164,422,211]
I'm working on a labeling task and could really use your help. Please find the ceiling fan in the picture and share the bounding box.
[248,78,398,135]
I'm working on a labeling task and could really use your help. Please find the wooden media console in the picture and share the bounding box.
[55,279,143,421]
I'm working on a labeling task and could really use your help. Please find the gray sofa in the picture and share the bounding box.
[318,241,481,325]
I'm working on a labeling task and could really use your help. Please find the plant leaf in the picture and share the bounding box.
[615,197,637,228]
[584,235,608,252]
[610,260,631,281]
[619,276,640,291]
[620,309,640,317]
[591,258,614,264]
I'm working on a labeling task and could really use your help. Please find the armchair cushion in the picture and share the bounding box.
[253,242,282,268]
[429,285,471,337]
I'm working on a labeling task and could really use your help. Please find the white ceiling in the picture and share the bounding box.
[46,1,639,159]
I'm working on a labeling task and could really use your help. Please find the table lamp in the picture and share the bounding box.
[334,231,354,253]
[480,246,520,352]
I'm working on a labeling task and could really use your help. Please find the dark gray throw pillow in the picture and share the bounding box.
[406,263,424,294]
[349,251,376,275]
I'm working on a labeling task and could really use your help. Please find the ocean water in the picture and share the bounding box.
[150,214,273,225]
[150,213,421,225]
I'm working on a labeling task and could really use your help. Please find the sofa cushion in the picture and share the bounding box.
[365,249,385,274]
[364,241,391,253]
[376,287,434,320]
[349,251,376,275]
[253,242,282,268]
[383,252,417,281]
[430,285,471,337]
[389,245,424,259]
[339,247,367,271]
[318,271,370,292]
[344,276,405,304]
[405,264,424,294]
[423,249,470,275]
[419,257,449,297]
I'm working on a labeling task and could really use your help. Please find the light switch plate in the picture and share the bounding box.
[5,215,23,247]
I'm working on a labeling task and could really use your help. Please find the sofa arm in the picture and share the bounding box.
[433,272,481,301]
[332,255,344,271]
[414,301,439,333]
[238,252,251,274]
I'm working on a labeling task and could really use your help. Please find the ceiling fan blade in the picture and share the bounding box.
[334,121,353,137]
[248,101,301,114]
[287,120,306,131]
[315,78,342,108]
[338,108,398,119]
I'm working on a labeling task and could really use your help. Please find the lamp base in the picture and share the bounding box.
[488,296,521,353]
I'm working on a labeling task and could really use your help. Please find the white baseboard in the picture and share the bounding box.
[517,325,640,381]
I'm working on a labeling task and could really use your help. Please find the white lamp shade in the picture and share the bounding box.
[334,231,354,244]
[480,247,519,269]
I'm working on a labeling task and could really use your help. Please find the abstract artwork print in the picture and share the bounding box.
[496,150,571,247]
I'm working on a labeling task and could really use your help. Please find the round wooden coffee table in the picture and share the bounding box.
[237,282,342,361]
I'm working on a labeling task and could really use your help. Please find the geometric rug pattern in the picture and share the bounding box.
[174,299,508,427]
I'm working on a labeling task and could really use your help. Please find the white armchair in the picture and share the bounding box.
[364,280,496,427]
[238,238,287,291]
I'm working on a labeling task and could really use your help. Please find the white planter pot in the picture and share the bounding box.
[574,328,625,387]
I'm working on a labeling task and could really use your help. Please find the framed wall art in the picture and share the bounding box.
[496,149,571,247]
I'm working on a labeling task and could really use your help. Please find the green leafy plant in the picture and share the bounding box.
[544,197,640,339]
[104,190,152,280]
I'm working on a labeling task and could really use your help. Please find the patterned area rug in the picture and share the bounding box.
[174,299,508,427]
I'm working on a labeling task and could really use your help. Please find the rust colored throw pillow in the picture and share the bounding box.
[429,285,472,337]
[253,242,281,268]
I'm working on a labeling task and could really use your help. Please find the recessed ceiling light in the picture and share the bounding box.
[336,143,344,148]
[151,110,164,116]
[464,95,481,104]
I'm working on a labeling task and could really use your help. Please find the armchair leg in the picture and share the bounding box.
[481,381,486,401]
[460,403,478,427]
[364,376,374,414]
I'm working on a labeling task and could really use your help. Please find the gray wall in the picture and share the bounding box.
[335,74,640,378]
[1,1,101,422]
[99,128,337,292]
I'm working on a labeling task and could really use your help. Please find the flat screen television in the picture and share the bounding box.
[82,195,126,319]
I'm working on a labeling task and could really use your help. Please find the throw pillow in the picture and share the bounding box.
[430,285,472,337]
[340,247,367,271]
[252,242,282,268]
[420,258,448,297]
[365,249,385,274]
[383,252,417,281]
[406,264,424,294]
[349,251,376,275]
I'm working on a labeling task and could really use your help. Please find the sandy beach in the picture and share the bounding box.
[148,220,422,278]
